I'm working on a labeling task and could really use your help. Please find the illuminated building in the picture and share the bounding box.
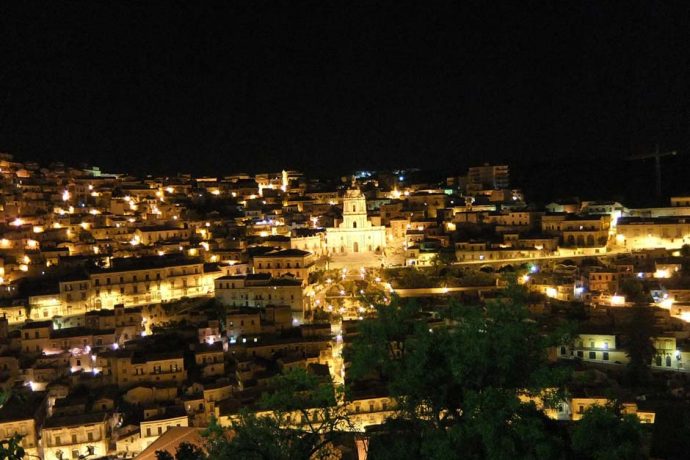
[41,412,110,460]
[615,216,690,249]
[326,180,385,254]
[0,392,47,459]
[215,274,307,320]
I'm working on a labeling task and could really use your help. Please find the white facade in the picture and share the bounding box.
[326,183,385,254]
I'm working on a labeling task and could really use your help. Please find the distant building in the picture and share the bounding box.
[326,180,386,254]
[468,164,510,189]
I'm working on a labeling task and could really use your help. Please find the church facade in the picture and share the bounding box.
[326,184,386,254]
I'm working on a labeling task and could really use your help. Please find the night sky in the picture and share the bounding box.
[1,1,689,200]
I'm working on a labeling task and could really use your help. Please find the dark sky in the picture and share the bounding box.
[1,1,689,188]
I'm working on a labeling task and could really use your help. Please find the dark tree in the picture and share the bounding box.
[571,404,645,460]
[213,368,352,460]
[155,442,206,460]
[350,290,569,459]
[624,307,656,385]
[619,278,649,305]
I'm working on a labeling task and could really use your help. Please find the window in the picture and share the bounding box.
[576,351,583,358]
[588,351,596,360]
[146,428,151,437]
[603,352,609,361]
[87,432,93,442]
[71,434,77,444]
[56,436,61,446]
[560,346,566,355]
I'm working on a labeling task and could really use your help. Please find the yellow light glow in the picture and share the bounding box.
[654,269,671,279]
[10,218,23,227]
[32,226,44,233]
[62,190,70,201]
[22,255,31,264]
[546,287,558,298]
[166,186,174,194]
[659,298,674,309]
[26,240,38,250]
[19,264,28,272]
[211,189,220,196]
[610,295,625,306]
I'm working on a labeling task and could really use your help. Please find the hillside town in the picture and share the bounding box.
[0,154,689,458]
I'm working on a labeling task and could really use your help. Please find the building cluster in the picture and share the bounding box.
[1,153,690,457]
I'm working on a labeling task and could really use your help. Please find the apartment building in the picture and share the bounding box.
[252,248,316,282]
[215,274,306,319]
[107,351,186,388]
[41,412,110,460]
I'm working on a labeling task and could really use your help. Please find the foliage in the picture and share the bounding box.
[571,404,645,460]
[624,307,656,385]
[619,278,650,305]
[350,291,569,459]
[0,434,25,460]
[650,401,690,459]
[155,442,207,460]
[210,368,352,460]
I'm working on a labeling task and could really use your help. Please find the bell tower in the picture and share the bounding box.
[342,179,368,229]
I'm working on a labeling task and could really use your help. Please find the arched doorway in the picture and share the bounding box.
[353,242,359,252]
